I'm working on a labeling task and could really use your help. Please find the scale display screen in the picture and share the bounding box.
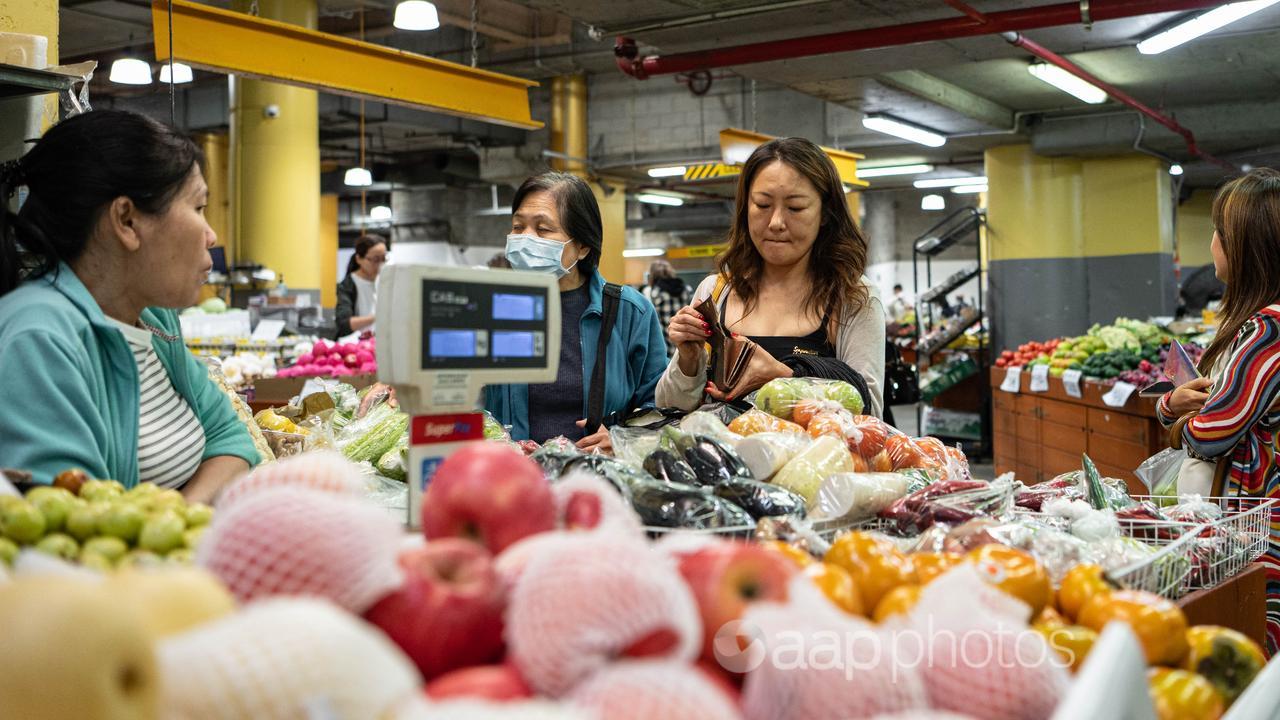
[421,280,548,370]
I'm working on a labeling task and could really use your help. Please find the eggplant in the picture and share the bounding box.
[643,450,699,486]
[630,481,754,529]
[699,436,754,479]
[683,442,733,486]
[713,479,807,519]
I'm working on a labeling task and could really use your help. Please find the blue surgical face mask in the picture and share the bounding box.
[505,233,577,279]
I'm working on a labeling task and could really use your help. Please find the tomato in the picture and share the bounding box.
[965,545,1053,616]
[805,562,864,616]
[848,415,890,458]
[791,399,826,429]
[911,552,962,585]
[884,434,929,470]
[1147,668,1225,720]
[872,584,923,623]
[995,358,1008,368]
[807,411,847,440]
[766,540,814,568]
[1057,564,1115,622]
[1078,590,1189,665]
[1182,625,1266,705]
[825,532,914,611]
[913,436,949,466]
[1037,624,1098,672]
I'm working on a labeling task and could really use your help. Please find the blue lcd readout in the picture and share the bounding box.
[492,293,544,321]
[429,329,477,357]
[492,331,535,358]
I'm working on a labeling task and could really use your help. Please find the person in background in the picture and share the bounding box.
[484,172,668,452]
[887,283,912,323]
[657,136,886,416]
[0,110,259,501]
[642,259,691,357]
[334,234,387,339]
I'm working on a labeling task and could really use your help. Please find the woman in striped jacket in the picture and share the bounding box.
[1158,167,1280,654]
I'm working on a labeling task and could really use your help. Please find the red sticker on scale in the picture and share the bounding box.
[411,413,485,445]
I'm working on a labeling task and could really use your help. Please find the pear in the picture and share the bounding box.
[105,567,236,638]
[26,486,75,532]
[0,576,158,720]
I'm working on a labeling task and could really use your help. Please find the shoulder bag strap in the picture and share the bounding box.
[586,283,623,432]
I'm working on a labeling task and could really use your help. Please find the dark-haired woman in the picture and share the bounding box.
[656,137,886,416]
[334,234,387,339]
[1156,168,1280,654]
[484,172,667,452]
[0,110,259,501]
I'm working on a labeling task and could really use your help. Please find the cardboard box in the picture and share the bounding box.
[250,373,379,407]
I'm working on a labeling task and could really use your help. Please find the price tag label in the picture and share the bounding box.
[1063,369,1083,398]
[250,319,285,341]
[1102,381,1137,408]
[1000,366,1022,393]
[1029,364,1050,392]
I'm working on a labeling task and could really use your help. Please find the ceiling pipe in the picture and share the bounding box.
[613,0,1229,79]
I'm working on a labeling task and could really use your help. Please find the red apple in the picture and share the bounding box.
[425,663,532,702]
[422,443,556,554]
[678,540,797,662]
[364,538,505,680]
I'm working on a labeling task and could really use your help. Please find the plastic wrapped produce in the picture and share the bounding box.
[728,408,805,436]
[735,432,812,481]
[679,411,743,445]
[1081,454,1135,510]
[561,455,653,496]
[482,411,511,442]
[218,450,366,508]
[809,472,913,523]
[610,427,661,470]
[629,481,754,529]
[643,450,699,486]
[712,478,807,519]
[754,377,866,420]
[879,479,1015,535]
[1163,494,1224,524]
[770,435,855,505]
[529,440,582,477]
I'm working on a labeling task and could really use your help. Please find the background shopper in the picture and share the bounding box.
[642,258,691,357]
[334,233,387,338]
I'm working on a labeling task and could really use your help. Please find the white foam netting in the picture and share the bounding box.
[157,597,420,720]
[216,451,366,509]
[197,485,402,613]
[567,659,744,720]
[506,532,702,697]
[552,469,644,536]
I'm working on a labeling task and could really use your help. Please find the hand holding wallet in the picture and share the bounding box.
[695,297,758,394]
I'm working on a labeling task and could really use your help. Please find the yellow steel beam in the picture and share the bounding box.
[718,127,869,188]
[151,0,541,129]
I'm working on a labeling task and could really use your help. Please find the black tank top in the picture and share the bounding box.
[718,294,836,361]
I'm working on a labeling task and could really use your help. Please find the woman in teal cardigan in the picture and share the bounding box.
[0,110,258,502]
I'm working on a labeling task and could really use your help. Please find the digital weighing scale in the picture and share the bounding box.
[376,264,561,528]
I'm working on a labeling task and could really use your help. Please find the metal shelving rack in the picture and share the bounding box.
[911,206,989,456]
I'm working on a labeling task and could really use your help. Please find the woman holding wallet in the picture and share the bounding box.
[655,136,886,417]
[1157,167,1280,654]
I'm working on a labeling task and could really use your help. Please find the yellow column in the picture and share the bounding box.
[0,0,58,129]
[592,180,626,284]
[548,77,566,172]
[1176,190,1215,267]
[565,73,588,176]
[845,191,861,228]
[229,0,321,293]
[1081,155,1172,257]
[196,132,230,249]
[985,144,1084,262]
[319,194,338,307]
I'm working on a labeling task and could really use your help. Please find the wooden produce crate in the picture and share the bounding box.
[990,367,1166,493]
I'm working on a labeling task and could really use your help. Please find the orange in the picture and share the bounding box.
[767,540,814,568]
[1147,668,1224,720]
[1032,605,1069,632]
[872,584,923,623]
[964,545,1053,616]
[1078,590,1189,666]
[911,552,962,585]
[1037,624,1098,672]
[804,562,864,616]
[825,532,914,611]
[1057,563,1115,622]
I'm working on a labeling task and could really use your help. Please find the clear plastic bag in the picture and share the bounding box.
[880,478,1015,535]
[629,480,754,529]
[809,472,912,523]
[610,427,661,470]
[727,408,804,436]
[1163,494,1223,524]
[735,432,812,481]
[753,376,867,420]
[770,435,855,505]
[1135,447,1184,504]
[678,411,742,445]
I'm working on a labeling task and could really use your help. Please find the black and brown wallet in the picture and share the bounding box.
[696,297,758,394]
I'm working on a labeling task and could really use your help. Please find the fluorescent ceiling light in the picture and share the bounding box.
[921,194,946,211]
[370,205,393,221]
[394,1,441,31]
[914,176,988,189]
[861,114,946,148]
[623,248,665,258]
[952,184,989,194]
[857,163,934,179]
[647,166,686,178]
[109,58,152,85]
[1138,0,1280,54]
[158,62,193,84]
[1169,164,1184,176]
[344,167,373,187]
[637,193,684,207]
[1028,63,1108,104]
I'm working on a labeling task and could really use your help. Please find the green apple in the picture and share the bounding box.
[149,488,186,512]
[0,494,22,511]
[138,512,185,555]
[822,380,865,415]
[0,537,17,565]
[166,548,194,564]
[118,549,163,570]
[0,500,47,544]
[82,536,128,563]
[97,504,146,544]
[26,486,75,533]
[34,533,79,561]
[126,483,160,499]
[182,525,207,551]
[65,503,108,542]
[755,378,808,420]
[183,503,214,527]
[80,479,125,503]
[79,551,115,572]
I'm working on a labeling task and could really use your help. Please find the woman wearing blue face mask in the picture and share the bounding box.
[483,172,668,452]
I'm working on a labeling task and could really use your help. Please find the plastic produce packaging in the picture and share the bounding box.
[879,478,1015,535]
[712,478,807,520]
[727,408,804,436]
[336,403,409,465]
[809,472,912,523]
[770,435,855,505]
[610,427,661,470]
[753,376,866,420]
[679,411,743,445]
[628,480,754,529]
[734,432,811,481]
[1135,447,1184,504]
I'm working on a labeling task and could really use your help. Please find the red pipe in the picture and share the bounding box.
[613,0,1228,79]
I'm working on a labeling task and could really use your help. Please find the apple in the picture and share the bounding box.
[150,489,186,512]
[183,503,214,527]
[52,468,89,495]
[421,443,556,554]
[678,540,798,661]
[138,511,186,554]
[425,664,532,702]
[98,503,146,543]
[80,479,125,503]
[83,536,128,563]
[26,486,75,533]
[34,533,79,560]
[0,537,17,565]
[0,500,46,544]
[364,538,506,680]
[65,502,108,543]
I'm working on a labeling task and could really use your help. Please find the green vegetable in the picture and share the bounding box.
[376,437,408,482]
[341,404,409,464]
[1081,454,1134,510]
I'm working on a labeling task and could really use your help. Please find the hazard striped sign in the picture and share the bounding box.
[683,163,740,181]
[667,244,727,259]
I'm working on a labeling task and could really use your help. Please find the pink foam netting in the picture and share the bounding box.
[552,469,644,535]
[217,451,365,509]
[567,660,743,720]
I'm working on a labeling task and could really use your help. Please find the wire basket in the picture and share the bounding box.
[810,516,894,543]
[1105,525,1200,599]
[1122,495,1276,592]
[643,524,757,540]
